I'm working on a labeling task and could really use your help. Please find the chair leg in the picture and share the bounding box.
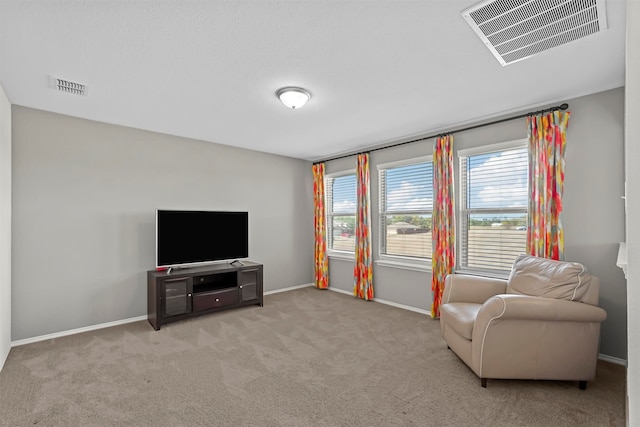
[578,381,587,390]
[481,378,487,388]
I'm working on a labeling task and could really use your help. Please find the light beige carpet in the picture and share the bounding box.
[0,287,626,426]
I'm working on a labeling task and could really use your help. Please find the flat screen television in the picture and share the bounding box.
[156,210,249,269]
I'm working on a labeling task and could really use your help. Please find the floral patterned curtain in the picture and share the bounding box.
[353,153,373,300]
[527,110,570,260]
[431,135,455,318]
[313,163,329,289]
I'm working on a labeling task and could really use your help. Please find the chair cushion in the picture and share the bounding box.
[507,255,592,301]
[440,302,482,340]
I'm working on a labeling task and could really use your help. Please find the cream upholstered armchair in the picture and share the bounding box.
[439,255,607,389]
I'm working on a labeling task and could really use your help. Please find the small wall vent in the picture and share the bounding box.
[50,76,88,96]
[462,0,608,66]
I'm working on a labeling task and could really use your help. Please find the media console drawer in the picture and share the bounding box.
[193,288,238,312]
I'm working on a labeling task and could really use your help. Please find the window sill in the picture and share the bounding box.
[328,252,354,262]
[455,268,510,280]
[375,258,431,273]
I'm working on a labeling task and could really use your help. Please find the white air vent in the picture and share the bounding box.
[50,76,88,96]
[462,0,608,66]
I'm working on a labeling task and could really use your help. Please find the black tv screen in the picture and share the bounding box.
[156,210,248,268]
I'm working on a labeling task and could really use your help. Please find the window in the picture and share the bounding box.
[378,157,433,262]
[326,173,356,253]
[459,140,528,275]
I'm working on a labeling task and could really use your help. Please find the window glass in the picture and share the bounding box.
[379,161,433,260]
[326,174,356,253]
[459,144,528,274]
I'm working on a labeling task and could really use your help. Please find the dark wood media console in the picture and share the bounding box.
[147,261,263,330]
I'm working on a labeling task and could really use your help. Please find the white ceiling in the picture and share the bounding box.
[0,0,627,162]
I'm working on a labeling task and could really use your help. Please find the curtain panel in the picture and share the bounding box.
[313,163,329,289]
[353,153,374,300]
[526,111,570,260]
[431,135,456,318]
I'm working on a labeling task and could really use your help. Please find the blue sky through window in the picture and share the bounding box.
[385,163,433,211]
[467,148,528,210]
[331,149,527,217]
[332,174,356,213]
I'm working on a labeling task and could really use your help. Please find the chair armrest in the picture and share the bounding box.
[476,294,607,327]
[442,274,507,305]
[471,294,606,380]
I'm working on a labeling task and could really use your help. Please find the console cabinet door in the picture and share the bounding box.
[161,276,193,318]
[239,268,260,302]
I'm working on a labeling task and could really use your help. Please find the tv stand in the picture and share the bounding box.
[147,261,263,330]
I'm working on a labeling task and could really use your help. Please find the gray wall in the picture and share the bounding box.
[326,144,435,313]
[625,0,640,422]
[562,88,626,360]
[11,106,314,341]
[326,87,626,360]
[8,87,628,361]
[0,84,11,368]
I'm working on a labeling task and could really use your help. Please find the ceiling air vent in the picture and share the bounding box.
[50,76,88,96]
[462,0,608,66]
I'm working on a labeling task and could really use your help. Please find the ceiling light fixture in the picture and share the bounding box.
[276,87,311,109]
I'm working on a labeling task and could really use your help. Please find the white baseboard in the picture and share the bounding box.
[0,346,9,372]
[329,288,629,362]
[11,286,625,369]
[374,297,431,316]
[264,283,313,295]
[328,287,431,316]
[598,353,627,366]
[10,284,313,348]
[11,315,148,348]
[326,287,352,297]
[11,284,315,347]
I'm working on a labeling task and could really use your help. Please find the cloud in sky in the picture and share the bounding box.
[469,149,528,209]
[333,199,356,213]
[329,151,526,213]
[331,174,357,213]
[387,181,433,211]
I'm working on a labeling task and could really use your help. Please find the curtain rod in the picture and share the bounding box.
[312,102,569,165]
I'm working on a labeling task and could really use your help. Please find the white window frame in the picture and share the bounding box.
[325,170,356,260]
[458,139,528,278]
[376,156,432,272]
